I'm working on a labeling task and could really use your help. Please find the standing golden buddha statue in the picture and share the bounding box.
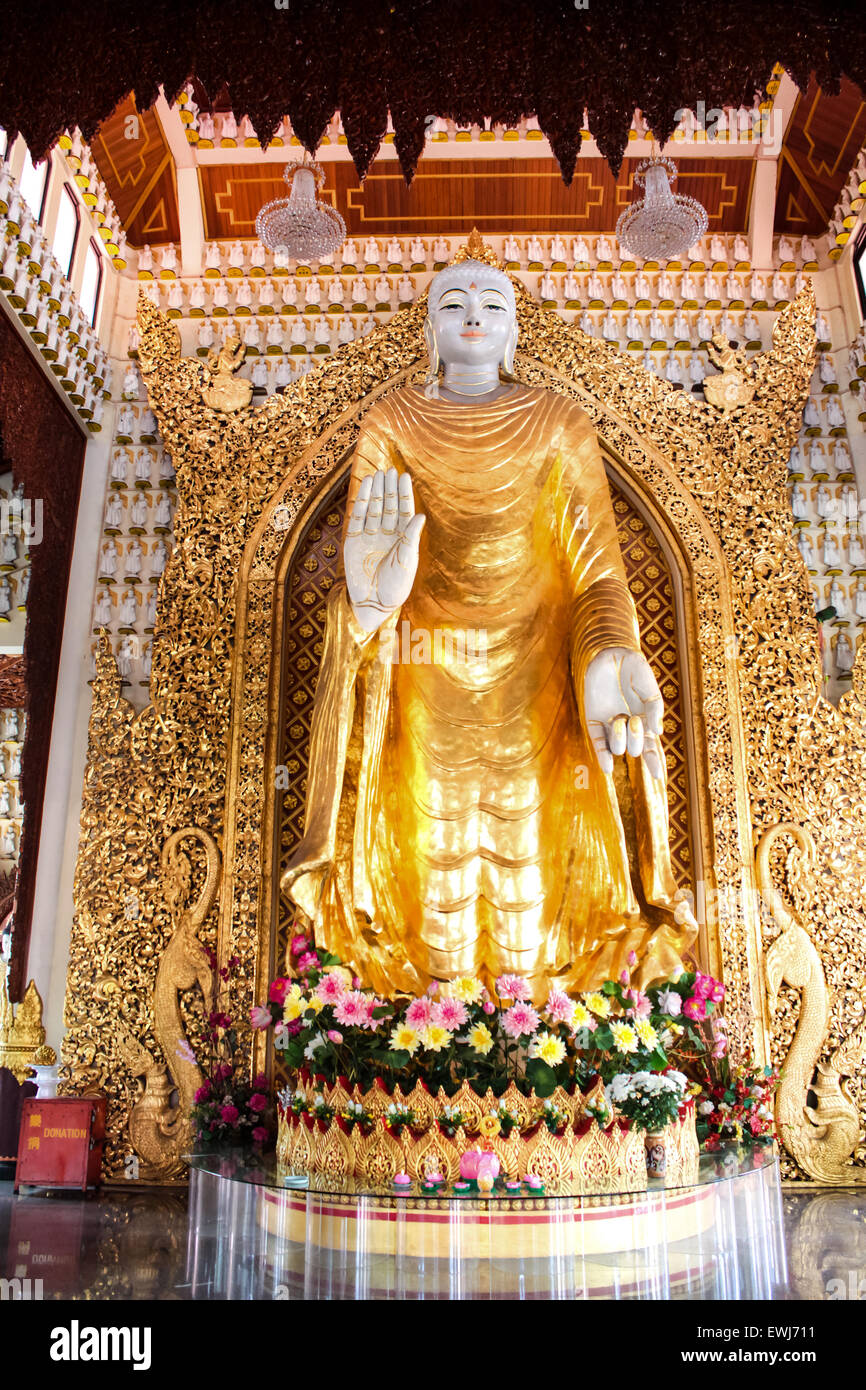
[282,246,696,1000]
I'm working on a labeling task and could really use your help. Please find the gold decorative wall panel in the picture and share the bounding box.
[61,249,866,1184]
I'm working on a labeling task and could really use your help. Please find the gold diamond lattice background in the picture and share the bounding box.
[273,472,693,1000]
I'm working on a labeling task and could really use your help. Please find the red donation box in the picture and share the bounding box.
[15,1097,106,1191]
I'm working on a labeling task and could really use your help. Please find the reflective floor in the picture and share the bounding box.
[1,1178,865,1300]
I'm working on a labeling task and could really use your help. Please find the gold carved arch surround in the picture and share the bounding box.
[229,359,755,1082]
[66,270,866,1184]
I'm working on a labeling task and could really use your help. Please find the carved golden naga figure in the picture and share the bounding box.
[283,243,697,999]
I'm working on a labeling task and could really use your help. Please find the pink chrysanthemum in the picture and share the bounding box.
[545,989,573,1024]
[502,1002,540,1038]
[496,974,531,1002]
[405,997,434,1030]
[626,988,652,1020]
[433,997,468,1030]
[333,990,370,1028]
[314,972,347,1006]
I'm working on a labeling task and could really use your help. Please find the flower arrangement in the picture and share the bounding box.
[188,949,274,1151]
[604,1070,690,1134]
[252,933,728,1104]
[695,1058,779,1150]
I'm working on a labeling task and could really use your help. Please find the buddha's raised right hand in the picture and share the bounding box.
[344,466,426,632]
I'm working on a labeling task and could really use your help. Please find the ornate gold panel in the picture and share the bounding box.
[60,246,866,1185]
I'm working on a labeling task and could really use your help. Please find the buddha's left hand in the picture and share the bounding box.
[584,647,664,779]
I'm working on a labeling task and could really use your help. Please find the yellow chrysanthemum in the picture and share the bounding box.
[287,982,304,1002]
[306,995,325,1014]
[448,976,484,1004]
[635,1020,659,1049]
[467,1022,494,1055]
[572,1002,592,1030]
[284,996,304,1023]
[586,992,611,1018]
[390,1023,421,1055]
[610,1020,638,1053]
[533,1032,566,1066]
[422,1024,453,1052]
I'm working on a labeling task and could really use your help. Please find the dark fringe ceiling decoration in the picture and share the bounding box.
[0,0,864,185]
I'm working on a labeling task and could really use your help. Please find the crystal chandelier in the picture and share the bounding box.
[255,158,346,261]
[616,155,708,261]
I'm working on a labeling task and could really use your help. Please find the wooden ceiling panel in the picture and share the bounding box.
[91,96,180,246]
[199,155,755,240]
[775,77,866,235]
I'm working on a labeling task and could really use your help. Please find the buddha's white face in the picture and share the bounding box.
[428,267,515,370]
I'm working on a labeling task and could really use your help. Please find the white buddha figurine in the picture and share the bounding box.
[160,244,178,274]
[835,633,855,675]
[373,274,391,305]
[777,235,795,264]
[804,398,822,429]
[823,530,842,568]
[220,112,238,142]
[349,275,367,304]
[720,310,737,341]
[257,280,275,311]
[808,441,825,474]
[242,319,261,349]
[119,589,138,625]
[205,243,222,273]
[0,826,17,858]
[150,538,168,578]
[122,365,141,400]
[104,495,123,530]
[572,237,590,264]
[540,271,557,300]
[696,309,713,341]
[601,310,618,342]
[197,320,215,352]
[815,483,832,519]
[833,440,851,473]
[791,483,808,519]
[771,271,787,301]
[579,309,594,336]
[732,234,749,264]
[159,451,175,484]
[144,587,158,626]
[336,315,354,345]
[197,112,215,142]
[680,271,696,299]
[595,235,613,262]
[138,244,154,275]
[801,236,817,265]
[363,238,382,265]
[672,308,690,341]
[250,242,266,272]
[527,235,545,263]
[340,239,359,268]
[154,492,173,528]
[665,353,683,384]
[688,351,705,387]
[266,318,285,350]
[290,317,308,347]
[125,539,143,578]
[625,308,641,340]
[432,237,450,263]
[819,353,837,386]
[634,269,651,299]
[281,279,299,309]
[587,270,604,299]
[611,270,628,300]
[648,308,666,340]
[313,316,332,349]
[855,579,866,617]
[797,532,816,568]
[397,274,414,302]
[710,234,727,263]
[228,241,245,271]
[503,235,521,263]
[749,271,766,301]
[386,237,403,265]
[656,269,672,299]
[100,541,119,578]
[702,271,719,299]
[117,635,136,681]
[94,588,112,627]
[743,311,760,341]
[549,235,567,263]
[304,278,322,307]
[212,282,229,311]
[409,237,426,265]
[274,358,293,390]
[235,279,253,310]
[563,271,580,300]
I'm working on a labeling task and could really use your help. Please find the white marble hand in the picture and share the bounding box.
[584,647,664,778]
[344,466,426,632]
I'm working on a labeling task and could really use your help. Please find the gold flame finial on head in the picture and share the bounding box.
[453,228,504,269]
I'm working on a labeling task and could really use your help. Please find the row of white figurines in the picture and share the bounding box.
[814,578,866,621]
[797,530,865,570]
[94,587,159,629]
[138,267,820,315]
[789,441,854,476]
[138,232,819,276]
[98,538,169,581]
[103,492,173,531]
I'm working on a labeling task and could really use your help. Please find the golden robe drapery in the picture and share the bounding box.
[282,383,696,997]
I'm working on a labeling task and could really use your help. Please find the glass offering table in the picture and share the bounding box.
[185,1146,786,1300]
